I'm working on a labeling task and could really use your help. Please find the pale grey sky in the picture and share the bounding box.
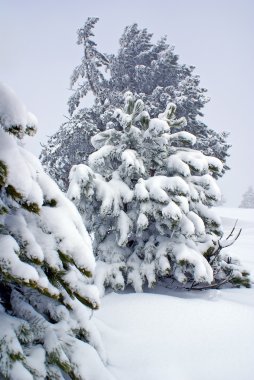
[1,0,253,206]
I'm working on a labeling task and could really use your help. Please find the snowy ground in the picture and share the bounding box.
[94,207,254,380]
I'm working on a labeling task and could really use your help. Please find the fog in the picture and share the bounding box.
[1,0,253,206]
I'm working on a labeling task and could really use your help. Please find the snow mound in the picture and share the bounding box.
[95,289,254,380]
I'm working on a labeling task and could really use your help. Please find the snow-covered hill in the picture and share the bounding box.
[95,207,254,380]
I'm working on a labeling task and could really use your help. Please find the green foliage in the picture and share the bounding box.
[0,204,8,215]
[6,184,22,200]
[9,352,25,362]
[74,292,99,310]
[6,124,23,137]
[48,351,76,380]
[43,265,64,288]
[203,246,216,258]
[58,250,93,278]
[0,161,8,189]
[178,259,188,266]
[230,274,251,288]
[5,183,40,214]
[43,198,57,207]
[21,201,40,214]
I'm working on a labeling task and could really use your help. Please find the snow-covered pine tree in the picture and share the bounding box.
[67,92,250,294]
[40,19,230,191]
[110,23,230,166]
[239,186,254,208]
[68,17,109,115]
[41,17,109,190]
[0,83,113,380]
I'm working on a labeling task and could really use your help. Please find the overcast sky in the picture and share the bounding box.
[1,0,253,206]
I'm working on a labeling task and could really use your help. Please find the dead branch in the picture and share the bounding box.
[188,277,232,291]
[225,219,238,240]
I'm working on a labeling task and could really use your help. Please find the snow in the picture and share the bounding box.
[25,345,46,379]
[89,145,116,170]
[0,83,34,128]
[117,210,132,246]
[144,175,189,203]
[120,149,145,176]
[67,164,95,203]
[61,336,114,380]
[134,179,149,201]
[169,131,197,145]
[0,235,40,283]
[191,173,221,201]
[161,201,182,220]
[95,289,254,380]
[173,242,213,282]
[195,202,222,227]
[187,210,205,235]
[166,154,191,177]
[144,118,169,137]
[0,82,37,135]
[95,175,133,216]
[0,130,43,205]
[136,212,148,232]
[95,261,126,297]
[94,207,254,380]
[206,155,223,173]
[9,361,34,380]
[177,150,210,173]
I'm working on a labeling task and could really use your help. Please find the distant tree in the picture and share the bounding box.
[0,83,112,380]
[40,18,230,191]
[239,186,254,208]
[68,17,110,115]
[67,92,249,294]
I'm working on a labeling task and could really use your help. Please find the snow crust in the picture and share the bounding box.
[96,288,254,380]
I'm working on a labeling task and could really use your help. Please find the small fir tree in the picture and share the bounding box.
[67,92,250,294]
[40,19,230,191]
[239,186,254,208]
[0,83,113,380]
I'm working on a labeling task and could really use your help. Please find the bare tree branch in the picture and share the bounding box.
[226,219,238,240]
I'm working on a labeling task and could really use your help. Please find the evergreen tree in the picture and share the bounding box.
[68,17,109,115]
[239,186,254,208]
[67,92,249,294]
[0,83,113,380]
[40,19,230,191]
